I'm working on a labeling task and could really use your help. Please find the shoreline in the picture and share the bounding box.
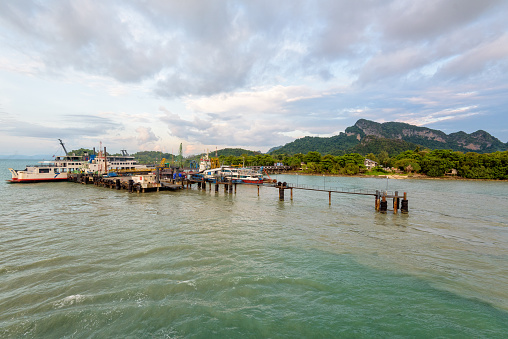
[271,171,507,182]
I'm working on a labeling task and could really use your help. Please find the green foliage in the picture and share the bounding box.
[69,148,94,156]
[351,136,417,156]
[342,163,360,175]
[132,151,175,164]
[270,119,507,157]
[378,151,390,167]
[369,166,389,174]
[124,146,508,180]
[304,151,322,163]
[216,148,260,157]
[270,133,360,156]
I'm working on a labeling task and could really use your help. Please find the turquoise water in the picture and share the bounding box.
[1,159,508,338]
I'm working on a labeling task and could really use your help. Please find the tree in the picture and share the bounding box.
[304,151,322,163]
[342,163,360,175]
[378,151,390,167]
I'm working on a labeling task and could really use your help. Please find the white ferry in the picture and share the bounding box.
[8,141,146,183]
[8,153,90,183]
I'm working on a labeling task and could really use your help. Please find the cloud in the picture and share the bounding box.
[381,0,502,42]
[0,113,122,139]
[436,33,508,80]
[2,0,508,151]
[136,126,159,145]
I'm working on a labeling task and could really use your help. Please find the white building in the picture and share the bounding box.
[364,158,378,170]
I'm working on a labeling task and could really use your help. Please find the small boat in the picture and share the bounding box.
[201,166,264,184]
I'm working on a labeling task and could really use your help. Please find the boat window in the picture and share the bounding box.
[39,168,50,173]
[54,168,58,173]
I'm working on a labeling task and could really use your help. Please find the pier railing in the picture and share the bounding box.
[285,183,387,196]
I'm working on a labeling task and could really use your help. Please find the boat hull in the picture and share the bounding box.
[242,179,264,184]
[8,177,69,183]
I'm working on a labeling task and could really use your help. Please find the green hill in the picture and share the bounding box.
[269,119,508,156]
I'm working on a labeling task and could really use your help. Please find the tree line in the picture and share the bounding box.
[218,149,508,179]
[69,147,508,179]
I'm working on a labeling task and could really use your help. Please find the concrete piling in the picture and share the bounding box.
[401,192,409,214]
[380,194,388,213]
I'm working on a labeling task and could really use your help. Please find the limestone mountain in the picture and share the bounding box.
[347,119,507,153]
[270,119,508,155]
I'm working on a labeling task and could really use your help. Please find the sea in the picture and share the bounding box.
[1,159,507,338]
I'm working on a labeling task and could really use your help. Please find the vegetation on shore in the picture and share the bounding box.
[68,147,508,180]
[214,149,508,180]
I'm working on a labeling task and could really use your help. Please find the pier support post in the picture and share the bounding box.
[215,183,219,193]
[375,190,380,211]
[128,180,133,193]
[279,187,285,201]
[229,181,233,193]
[380,194,388,213]
[290,188,293,201]
[401,192,409,214]
[234,183,237,194]
[257,185,260,196]
[115,179,121,190]
[393,191,399,214]
[329,191,331,205]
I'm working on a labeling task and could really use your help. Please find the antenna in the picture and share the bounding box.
[58,139,68,155]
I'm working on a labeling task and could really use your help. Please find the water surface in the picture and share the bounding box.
[1,159,507,337]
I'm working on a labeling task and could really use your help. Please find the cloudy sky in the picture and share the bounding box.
[1,0,508,156]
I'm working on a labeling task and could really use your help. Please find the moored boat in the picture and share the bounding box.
[7,141,146,183]
[201,166,264,184]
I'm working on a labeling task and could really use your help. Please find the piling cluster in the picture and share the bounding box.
[375,190,408,214]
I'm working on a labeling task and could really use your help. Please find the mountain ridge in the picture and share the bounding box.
[270,119,508,155]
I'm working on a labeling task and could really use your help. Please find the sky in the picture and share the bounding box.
[1,0,508,156]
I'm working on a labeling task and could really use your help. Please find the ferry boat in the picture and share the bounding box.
[8,153,90,183]
[85,149,148,174]
[7,141,146,183]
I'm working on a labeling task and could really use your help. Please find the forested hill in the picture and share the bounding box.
[270,119,508,156]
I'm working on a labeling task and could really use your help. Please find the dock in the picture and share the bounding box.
[68,173,408,214]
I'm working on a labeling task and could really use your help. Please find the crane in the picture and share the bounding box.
[58,139,68,155]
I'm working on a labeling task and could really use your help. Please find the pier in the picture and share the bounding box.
[68,172,408,214]
[272,181,408,214]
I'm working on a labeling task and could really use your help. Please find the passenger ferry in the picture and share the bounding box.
[7,141,146,183]
[8,155,88,183]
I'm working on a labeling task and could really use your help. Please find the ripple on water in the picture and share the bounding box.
[1,168,508,337]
